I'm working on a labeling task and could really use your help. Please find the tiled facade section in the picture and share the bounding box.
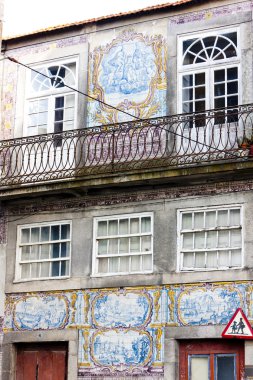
[4,281,251,377]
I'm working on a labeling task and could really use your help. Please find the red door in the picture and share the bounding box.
[179,339,244,380]
[16,343,67,380]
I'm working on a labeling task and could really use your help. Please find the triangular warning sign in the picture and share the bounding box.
[222,308,253,339]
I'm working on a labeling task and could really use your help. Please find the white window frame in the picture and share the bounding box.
[92,212,153,277]
[24,57,79,137]
[177,205,243,272]
[177,27,241,113]
[15,220,72,281]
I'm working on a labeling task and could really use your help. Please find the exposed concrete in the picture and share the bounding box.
[2,159,253,200]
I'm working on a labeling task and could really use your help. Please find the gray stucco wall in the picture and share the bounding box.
[4,183,253,294]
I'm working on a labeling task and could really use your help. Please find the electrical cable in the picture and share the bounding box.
[3,54,244,160]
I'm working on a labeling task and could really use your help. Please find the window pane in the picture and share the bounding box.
[227,81,238,95]
[195,73,205,85]
[219,251,229,267]
[40,244,50,259]
[194,212,204,229]
[141,217,151,233]
[183,102,193,113]
[141,236,151,252]
[206,231,217,249]
[230,230,241,246]
[195,232,205,249]
[216,355,235,380]
[131,255,141,271]
[41,226,50,241]
[52,262,60,277]
[55,96,64,109]
[119,237,129,253]
[195,86,205,100]
[108,238,118,254]
[215,83,225,97]
[31,228,40,243]
[130,218,139,234]
[61,242,67,257]
[21,246,30,261]
[227,67,238,80]
[218,210,228,226]
[215,98,225,109]
[183,233,193,249]
[98,239,108,255]
[183,252,194,268]
[52,243,60,258]
[183,74,193,87]
[215,69,225,83]
[195,252,205,268]
[119,256,129,272]
[21,229,30,243]
[98,258,108,273]
[206,251,217,268]
[109,257,119,273]
[30,245,40,260]
[195,101,205,112]
[218,231,229,248]
[190,356,209,380]
[51,225,60,240]
[61,224,70,239]
[228,95,238,107]
[130,237,140,252]
[183,88,193,101]
[119,219,128,234]
[182,213,192,230]
[98,221,107,237]
[40,262,50,277]
[206,211,216,228]
[231,249,242,267]
[31,262,39,278]
[60,260,69,276]
[21,264,30,279]
[108,220,118,235]
[230,209,240,226]
[143,254,152,271]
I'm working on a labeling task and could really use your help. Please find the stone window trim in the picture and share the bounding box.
[24,57,78,138]
[177,27,241,113]
[177,204,243,272]
[92,212,153,277]
[15,220,72,282]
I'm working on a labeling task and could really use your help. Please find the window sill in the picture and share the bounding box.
[13,275,70,283]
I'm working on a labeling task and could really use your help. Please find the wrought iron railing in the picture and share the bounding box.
[1,104,253,187]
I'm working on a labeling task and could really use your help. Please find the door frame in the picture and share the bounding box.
[179,339,244,380]
[16,342,68,380]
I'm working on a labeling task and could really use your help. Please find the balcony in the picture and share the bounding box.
[1,104,253,193]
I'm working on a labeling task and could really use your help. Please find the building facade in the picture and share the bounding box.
[1,0,253,378]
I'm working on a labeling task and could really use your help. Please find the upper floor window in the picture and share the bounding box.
[93,213,153,276]
[178,29,240,114]
[26,60,77,137]
[178,205,242,271]
[16,221,71,281]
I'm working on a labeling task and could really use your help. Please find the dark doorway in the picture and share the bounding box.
[16,342,68,380]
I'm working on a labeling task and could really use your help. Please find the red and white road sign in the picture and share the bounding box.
[222,308,253,339]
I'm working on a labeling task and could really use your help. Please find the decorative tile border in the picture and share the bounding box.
[5,179,253,217]
[169,0,252,25]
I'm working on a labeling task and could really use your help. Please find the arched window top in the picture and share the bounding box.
[182,32,238,66]
[31,62,76,93]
